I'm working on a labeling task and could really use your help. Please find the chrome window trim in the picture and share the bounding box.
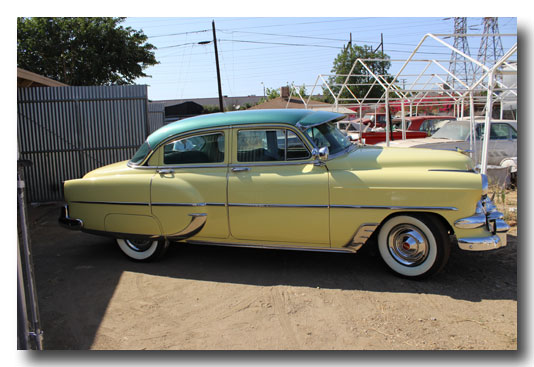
[236,128,287,163]
[234,124,314,164]
[161,130,226,166]
[128,140,154,168]
[129,127,231,169]
[295,115,345,131]
[231,123,316,152]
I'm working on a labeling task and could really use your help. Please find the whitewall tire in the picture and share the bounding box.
[116,238,169,262]
[377,214,450,279]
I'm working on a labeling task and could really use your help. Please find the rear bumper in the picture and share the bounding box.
[58,205,83,230]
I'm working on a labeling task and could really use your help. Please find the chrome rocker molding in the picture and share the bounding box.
[184,240,359,254]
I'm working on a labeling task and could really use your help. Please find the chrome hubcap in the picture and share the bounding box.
[125,239,154,252]
[387,224,429,267]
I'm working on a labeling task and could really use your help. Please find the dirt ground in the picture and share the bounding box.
[26,202,517,350]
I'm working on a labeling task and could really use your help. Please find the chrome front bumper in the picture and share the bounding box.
[454,195,509,251]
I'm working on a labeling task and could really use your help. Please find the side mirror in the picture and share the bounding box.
[312,147,329,161]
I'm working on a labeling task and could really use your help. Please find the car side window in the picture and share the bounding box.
[163,132,224,165]
[287,130,311,160]
[490,124,511,140]
[510,125,517,139]
[237,129,310,162]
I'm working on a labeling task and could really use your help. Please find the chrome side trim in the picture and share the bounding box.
[331,204,458,211]
[229,203,328,209]
[457,235,505,251]
[152,202,226,207]
[72,201,225,207]
[184,240,358,254]
[167,213,208,240]
[71,200,149,206]
[347,223,379,248]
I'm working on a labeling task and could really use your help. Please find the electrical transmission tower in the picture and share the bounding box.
[475,17,504,81]
[447,17,475,89]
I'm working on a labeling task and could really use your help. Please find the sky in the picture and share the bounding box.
[122,17,518,102]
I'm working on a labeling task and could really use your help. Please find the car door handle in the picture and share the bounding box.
[231,167,250,173]
[157,168,175,174]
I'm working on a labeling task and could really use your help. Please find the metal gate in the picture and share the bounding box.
[17,85,150,202]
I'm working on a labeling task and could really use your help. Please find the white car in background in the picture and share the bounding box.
[377,119,517,170]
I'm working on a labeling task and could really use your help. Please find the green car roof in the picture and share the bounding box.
[147,109,344,148]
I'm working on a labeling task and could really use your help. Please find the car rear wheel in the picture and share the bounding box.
[116,238,169,261]
[377,214,450,279]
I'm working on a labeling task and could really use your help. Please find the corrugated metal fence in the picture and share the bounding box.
[17,85,154,202]
[148,102,165,134]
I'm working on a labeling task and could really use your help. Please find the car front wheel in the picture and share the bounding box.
[377,214,450,279]
[116,238,169,262]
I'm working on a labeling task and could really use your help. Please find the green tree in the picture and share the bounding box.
[17,17,158,85]
[324,44,391,104]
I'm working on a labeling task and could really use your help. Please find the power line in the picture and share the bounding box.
[221,18,372,31]
[150,29,210,38]
[218,39,341,49]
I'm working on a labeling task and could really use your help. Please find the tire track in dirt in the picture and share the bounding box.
[270,286,299,349]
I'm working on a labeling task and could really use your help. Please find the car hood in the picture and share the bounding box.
[83,160,131,178]
[375,137,461,148]
[328,145,475,171]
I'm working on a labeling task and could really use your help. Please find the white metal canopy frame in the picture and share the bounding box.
[305,33,517,174]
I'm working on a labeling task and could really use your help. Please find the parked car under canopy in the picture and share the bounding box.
[60,109,509,279]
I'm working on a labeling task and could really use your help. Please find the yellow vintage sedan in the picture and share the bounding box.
[59,109,509,279]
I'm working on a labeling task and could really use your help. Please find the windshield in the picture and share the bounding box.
[306,122,352,155]
[129,141,151,165]
[431,122,470,140]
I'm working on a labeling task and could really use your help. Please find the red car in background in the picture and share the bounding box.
[342,115,456,145]
[401,115,456,135]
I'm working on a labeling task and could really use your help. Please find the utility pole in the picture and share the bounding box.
[212,20,224,112]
